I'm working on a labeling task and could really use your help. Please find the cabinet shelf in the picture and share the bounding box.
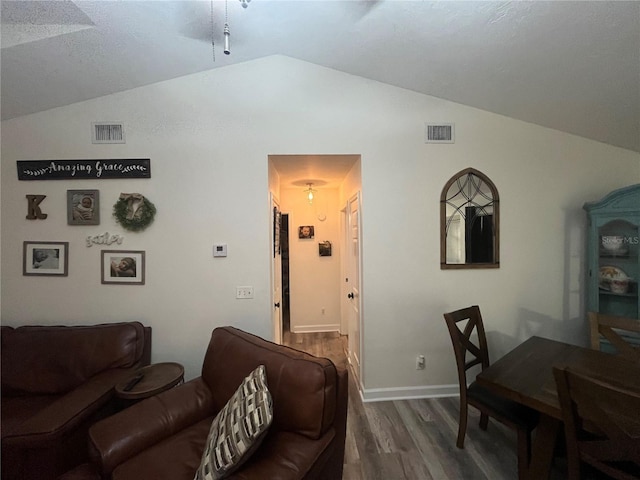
[599,290,637,299]
[599,253,638,261]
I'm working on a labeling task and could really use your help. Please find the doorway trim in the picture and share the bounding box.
[270,193,283,344]
[343,192,363,390]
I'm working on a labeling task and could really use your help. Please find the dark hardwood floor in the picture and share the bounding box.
[283,331,571,480]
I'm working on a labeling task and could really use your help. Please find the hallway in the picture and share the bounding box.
[282,330,347,370]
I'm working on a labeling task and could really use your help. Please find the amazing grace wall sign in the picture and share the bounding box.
[17,159,151,180]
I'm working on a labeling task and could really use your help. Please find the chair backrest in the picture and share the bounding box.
[444,306,490,390]
[589,312,640,362]
[553,366,640,480]
[202,326,344,441]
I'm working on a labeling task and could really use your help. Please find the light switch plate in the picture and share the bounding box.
[236,286,254,299]
[213,244,227,257]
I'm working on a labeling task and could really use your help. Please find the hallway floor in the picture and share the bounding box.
[282,331,574,480]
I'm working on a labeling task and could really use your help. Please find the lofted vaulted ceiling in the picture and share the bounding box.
[1,1,639,153]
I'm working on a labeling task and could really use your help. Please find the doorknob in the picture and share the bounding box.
[347,293,354,299]
[274,302,280,308]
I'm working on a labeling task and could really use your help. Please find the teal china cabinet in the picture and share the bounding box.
[584,184,640,326]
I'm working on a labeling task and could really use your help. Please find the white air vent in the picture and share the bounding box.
[92,122,125,144]
[425,123,455,143]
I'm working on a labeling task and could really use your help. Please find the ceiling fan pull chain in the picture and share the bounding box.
[224,0,231,55]
[210,0,216,62]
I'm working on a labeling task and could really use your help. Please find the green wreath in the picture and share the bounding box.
[113,195,157,232]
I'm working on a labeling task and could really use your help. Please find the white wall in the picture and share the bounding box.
[281,187,341,333]
[2,55,639,397]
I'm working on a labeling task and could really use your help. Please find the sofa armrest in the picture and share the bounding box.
[88,377,215,475]
[2,368,133,448]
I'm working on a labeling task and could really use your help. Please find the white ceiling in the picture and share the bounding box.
[2,0,639,162]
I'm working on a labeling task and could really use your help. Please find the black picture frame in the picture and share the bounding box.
[319,241,332,257]
[298,225,314,239]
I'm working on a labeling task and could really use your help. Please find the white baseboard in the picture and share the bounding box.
[286,328,458,403]
[290,324,341,334]
[361,384,459,402]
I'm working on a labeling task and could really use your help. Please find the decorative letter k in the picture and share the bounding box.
[26,195,48,220]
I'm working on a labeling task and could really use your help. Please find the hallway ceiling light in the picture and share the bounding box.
[304,183,317,204]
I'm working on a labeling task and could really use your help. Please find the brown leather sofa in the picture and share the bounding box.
[1,322,151,480]
[86,326,348,480]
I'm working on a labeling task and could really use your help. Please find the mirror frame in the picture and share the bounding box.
[440,167,500,269]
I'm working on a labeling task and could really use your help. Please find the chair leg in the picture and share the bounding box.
[566,460,580,480]
[456,401,468,448]
[479,412,489,431]
[516,429,531,480]
[565,441,581,480]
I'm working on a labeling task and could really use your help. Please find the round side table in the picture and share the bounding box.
[115,362,184,402]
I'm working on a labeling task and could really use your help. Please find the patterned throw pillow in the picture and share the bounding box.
[194,365,273,480]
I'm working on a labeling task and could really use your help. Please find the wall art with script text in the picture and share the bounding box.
[17,159,151,180]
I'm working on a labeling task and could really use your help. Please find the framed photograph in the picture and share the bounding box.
[298,225,315,239]
[319,241,332,257]
[101,250,145,285]
[23,241,69,276]
[67,189,100,225]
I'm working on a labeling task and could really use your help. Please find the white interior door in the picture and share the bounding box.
[340,207,349,336]
[270,195,283,344]
[346,193,362,383]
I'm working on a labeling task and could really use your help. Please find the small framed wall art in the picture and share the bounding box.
[273,206,281,257]
[101,250,145,285]
[23,241,69,276]
[67,189,100,225]
[319,241,332,257]
[298,225,314,239]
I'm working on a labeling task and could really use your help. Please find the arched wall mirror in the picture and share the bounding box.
[440,168,500,269]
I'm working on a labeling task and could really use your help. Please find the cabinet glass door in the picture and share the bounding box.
[597,219,639,318]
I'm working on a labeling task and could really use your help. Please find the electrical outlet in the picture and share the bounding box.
[236,286,254,299]
[416,354,425,370]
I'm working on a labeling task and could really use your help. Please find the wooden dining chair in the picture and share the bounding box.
[443,306,538,479]
[589,311,640,362]
[553,366,640,480]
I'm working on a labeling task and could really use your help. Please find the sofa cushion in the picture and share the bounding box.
[108,416,213,480]
[195,365,273,480]
[111,417,212,480]
[202,327,337,440]
[111,426,334,480]
[1,322,145,395]
[236,430,336,480]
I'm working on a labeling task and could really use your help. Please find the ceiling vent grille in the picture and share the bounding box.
[425,123,455,143]
[92,122,125,144]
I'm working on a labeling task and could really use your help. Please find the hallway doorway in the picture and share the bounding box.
[268,153,362,388]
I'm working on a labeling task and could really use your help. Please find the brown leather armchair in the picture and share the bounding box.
[1,322,151,480]
[86,326,348,480]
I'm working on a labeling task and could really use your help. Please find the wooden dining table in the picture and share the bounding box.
[476,335,640,480]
